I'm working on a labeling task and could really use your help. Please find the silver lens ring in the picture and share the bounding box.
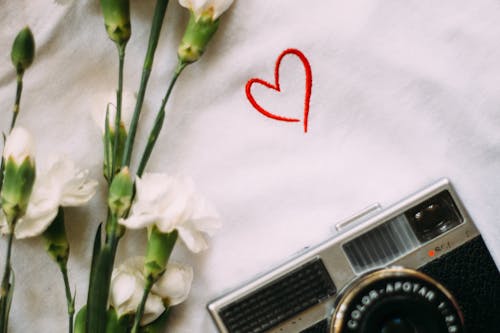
[330,267,464,333]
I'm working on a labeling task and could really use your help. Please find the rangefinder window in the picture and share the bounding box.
[343,215,419,273]
[405,190,463,242]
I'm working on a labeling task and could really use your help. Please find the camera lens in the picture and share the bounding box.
[379,317,416,333]
[330,268,464,333]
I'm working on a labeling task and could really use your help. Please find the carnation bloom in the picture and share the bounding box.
[119,173,221,253]
[0,155,98,238]
[179,0,234,20]
[110,256,193,325]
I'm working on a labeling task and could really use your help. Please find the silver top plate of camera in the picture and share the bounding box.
[207,178,479,333]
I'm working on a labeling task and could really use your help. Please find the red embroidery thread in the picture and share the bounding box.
[245,48,313,133]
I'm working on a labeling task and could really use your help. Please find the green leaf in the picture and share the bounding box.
[87,245,112,333]
[74,306,87,333]
[86,224,106,333]
[105,307,129,333]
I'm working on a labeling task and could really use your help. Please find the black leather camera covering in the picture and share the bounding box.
[419,236,500,333]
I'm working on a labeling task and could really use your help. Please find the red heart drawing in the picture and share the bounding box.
[245,48,313,133]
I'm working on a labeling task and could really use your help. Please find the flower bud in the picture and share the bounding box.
[100,0,131,45]
[1,127,36,226]
[42,208,69,266]
[104,120,127,181]
[144,228,178,283]
[11,27,35,74]
[108,167,133,218]
[177,12,220,64]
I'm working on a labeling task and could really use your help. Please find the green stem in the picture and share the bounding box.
[0,232,14,298]
[111,43,126,177]
[0,227,15,332]
[10,73,23,131]
[59,263,74,333]
[122,0,171,167]
[136,61,186,177]
[130,280,154,333]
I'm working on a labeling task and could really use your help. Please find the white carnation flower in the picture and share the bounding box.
[0,155,98,238]
[179,0,234,20]
[119,173,221,253]
[110,257,193,325]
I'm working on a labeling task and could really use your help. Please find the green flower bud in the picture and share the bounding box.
[11,26,35,74]
[100,0,131,45]
[144,227,178,283]
[177,12,220,64]
[108,167,133,218]
[42,208,69,266]
[104,121,127,181]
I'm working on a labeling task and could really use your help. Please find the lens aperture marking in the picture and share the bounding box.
[331,269,464,333]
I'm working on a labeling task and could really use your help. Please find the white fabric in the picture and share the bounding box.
[0,0,499,332]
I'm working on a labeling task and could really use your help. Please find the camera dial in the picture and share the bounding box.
[330,267,464,333]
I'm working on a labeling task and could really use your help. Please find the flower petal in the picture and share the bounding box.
[110,271,137,308]
[119,211,158,230]
[141,294,165,325]
[3,127,34,163]
[13,189,59,239]
[44,157,98,207]
[152,261,193,306]
[177,224,209,253]
[210,0,234,19]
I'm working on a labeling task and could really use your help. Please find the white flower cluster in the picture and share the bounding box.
[110,256,193,325]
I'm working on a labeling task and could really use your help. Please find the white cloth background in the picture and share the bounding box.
[0,0,499,332]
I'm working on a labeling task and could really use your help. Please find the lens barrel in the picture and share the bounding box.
[330,268,464,333]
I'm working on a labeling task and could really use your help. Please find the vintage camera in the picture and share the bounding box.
[208,179,500,333]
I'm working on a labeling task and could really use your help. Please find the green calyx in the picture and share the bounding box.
[108,167,134,218]
[144,228,178,283]
[42,208,70,266]
[11,26,35,74]
[100,0,131,45]
[177,11,220,64]
[1,156,35,225]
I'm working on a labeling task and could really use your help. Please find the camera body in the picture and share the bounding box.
[208,179,500,333]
